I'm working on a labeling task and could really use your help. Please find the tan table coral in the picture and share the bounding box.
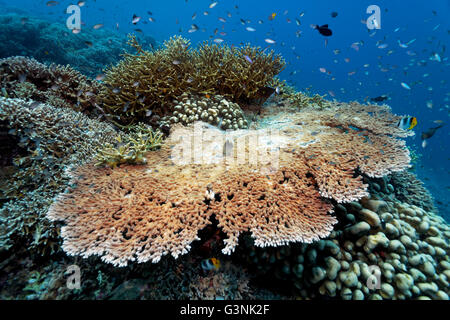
[47,102,412,266]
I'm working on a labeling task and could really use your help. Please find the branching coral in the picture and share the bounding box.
[272,80,332,110]
[95,123,163,167]
[46,101,412,266]
[0,56,100,114]
[98,34,285,125]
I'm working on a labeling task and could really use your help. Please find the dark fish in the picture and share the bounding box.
[331,12,338,18]
[421,124,444,140]
[315,24,332,36]
[370,95,388,102]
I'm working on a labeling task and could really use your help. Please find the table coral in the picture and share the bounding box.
[46,101,412,267]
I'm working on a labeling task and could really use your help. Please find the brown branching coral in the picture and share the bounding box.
[46,102,412,266]
[0,56,100,113]
[98,34,285,125]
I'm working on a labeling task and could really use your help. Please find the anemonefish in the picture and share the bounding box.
[201,258,221,271]
[397,116,417,130]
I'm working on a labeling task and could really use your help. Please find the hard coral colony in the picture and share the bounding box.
[0,19,448,301]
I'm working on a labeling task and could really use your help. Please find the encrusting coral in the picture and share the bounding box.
[46,101,412,267]
[0,56,100,114]
[98,34,285,125]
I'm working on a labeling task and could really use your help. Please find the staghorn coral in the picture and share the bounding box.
[0,56,100,114]
[0,97,119,255]
[98,34,285,125]
[46,101,413,267]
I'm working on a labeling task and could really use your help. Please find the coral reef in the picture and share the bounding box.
[0,56,100,114]
[0,97,119,255]
[98,35,285,125]
[390,171,436,213]
[278,82,333,110]
[160,93,248,130]
[237,177,449,300]
[0,13,156,77]
[95,123,163,168]
[46,101,412,266]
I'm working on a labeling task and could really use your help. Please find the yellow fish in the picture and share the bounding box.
[201,258,220,271]
[269,13,276,21]
[397,116,417,130]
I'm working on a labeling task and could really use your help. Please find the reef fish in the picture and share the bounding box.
[201,258,220,271]
[314,24,332,36]
[397,116,417,130]
[401,82,411,90]
[370,95,388,102]
[421,124,443,140]
[132,14,141,25]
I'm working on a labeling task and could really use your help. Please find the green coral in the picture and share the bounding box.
[95,123,163,168]
[271,80,332,110]
[99,34,285,125]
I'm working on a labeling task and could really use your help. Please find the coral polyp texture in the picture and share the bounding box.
[0,56,100,113]
[47,102,412,267]
[98,35,285,125]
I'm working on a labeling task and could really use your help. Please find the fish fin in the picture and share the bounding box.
[322,24,329,28]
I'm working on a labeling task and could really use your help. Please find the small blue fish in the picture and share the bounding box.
[400,82,411,90]
[243,55,253,64]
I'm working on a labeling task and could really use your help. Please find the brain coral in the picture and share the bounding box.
[47,102,412,266]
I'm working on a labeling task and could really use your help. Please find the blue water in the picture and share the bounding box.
[1,0,449,218]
